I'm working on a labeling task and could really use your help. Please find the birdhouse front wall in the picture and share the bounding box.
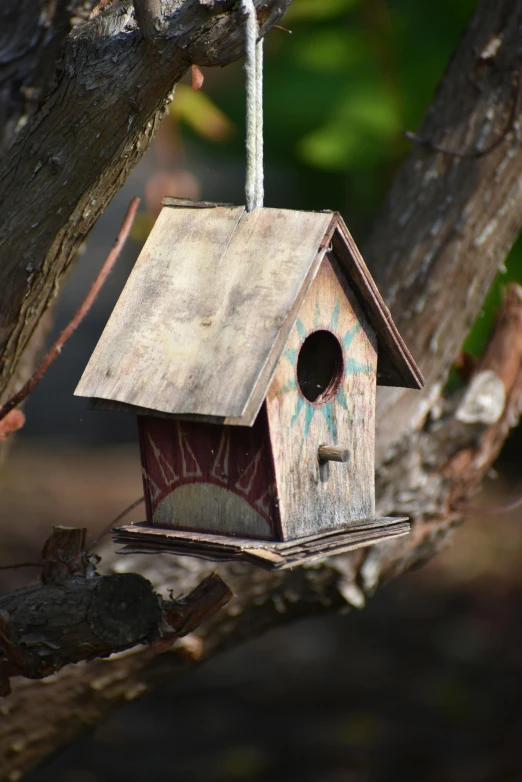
[138,411,280,540]
[266,255,378,540]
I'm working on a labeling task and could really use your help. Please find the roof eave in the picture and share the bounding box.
[331,216,425,391]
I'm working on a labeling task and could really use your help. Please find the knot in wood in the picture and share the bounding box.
[87,573,161,647]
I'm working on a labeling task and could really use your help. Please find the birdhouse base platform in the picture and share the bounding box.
[113,517,410,571]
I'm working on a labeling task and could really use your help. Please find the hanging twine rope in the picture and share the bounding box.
[241,0,264,211]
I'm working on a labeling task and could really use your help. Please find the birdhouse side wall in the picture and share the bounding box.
[138,409,280,540]
[266,256,377,540]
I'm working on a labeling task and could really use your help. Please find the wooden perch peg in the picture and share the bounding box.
[318,445,349,463]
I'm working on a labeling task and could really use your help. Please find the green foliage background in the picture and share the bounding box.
[177,0,521,360]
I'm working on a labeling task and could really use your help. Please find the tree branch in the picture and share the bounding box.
[0,197,139,425]
[364,0,522,462]
[0,0,292,403]
[0,1,86,154]
[0,527,232,697]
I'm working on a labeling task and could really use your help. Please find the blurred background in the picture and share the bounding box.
[2,0,522,779]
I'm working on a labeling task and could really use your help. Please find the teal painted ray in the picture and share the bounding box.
[276,378,297,396]
[303,403,316,439]
[337,386,348,411]
[321,402,337,440]
[314,289,321,328]
[329,297,342,333]
[342,322,361,351]
[290,396,305,428]
[345,357,373,375]
[284,347,297,365]
[296,319,307,341]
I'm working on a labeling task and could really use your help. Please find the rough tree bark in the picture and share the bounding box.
[0,0,84,155]
[0,527,232,696]
[370,0,522,463]
[0,0,292,402]
[1,0,522,777]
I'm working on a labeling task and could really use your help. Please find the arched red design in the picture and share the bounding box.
[138,410,279,536]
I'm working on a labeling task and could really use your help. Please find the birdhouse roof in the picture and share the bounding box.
[75,201,424,425]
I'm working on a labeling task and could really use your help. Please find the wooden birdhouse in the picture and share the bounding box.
[75,200,424,570]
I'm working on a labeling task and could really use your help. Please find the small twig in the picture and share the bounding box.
[89,0,115,18]
[405,62,522,159]
[272,24,292,33]
[191,64,204,91]
[459,491,522,516]
[0,495,145,572]
[0,198,140,424]
[88,496,145,551]
[0,409,25,440]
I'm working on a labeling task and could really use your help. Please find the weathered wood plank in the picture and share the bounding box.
[88,397,229,424]
[266,256,378,539]
[113,517,410,571]
[239,216,338,426]
[161,197,235,209]
[75,206,334,421]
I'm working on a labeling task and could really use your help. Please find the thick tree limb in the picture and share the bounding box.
[0,197,139,425]
[0,1,78,154]
[0,527,232,697]
[0,0,291,403]
[366,0,522,462]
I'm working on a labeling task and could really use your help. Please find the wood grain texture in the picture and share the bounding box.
[365,0,522,463]
[0,0,80,155]
[138,408,280,540]
[88,397,229,424]
[266,257,378,540]
[75,206,334,421]
[114,517,410,571]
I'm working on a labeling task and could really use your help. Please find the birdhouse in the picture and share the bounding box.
[75,200,424,570]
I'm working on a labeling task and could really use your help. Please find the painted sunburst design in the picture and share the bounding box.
[138,415,278,537]
[277,294,373,441]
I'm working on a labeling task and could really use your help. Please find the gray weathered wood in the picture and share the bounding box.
[76,206,334,421]
[266,257,379,538]
[114,517,410,570]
